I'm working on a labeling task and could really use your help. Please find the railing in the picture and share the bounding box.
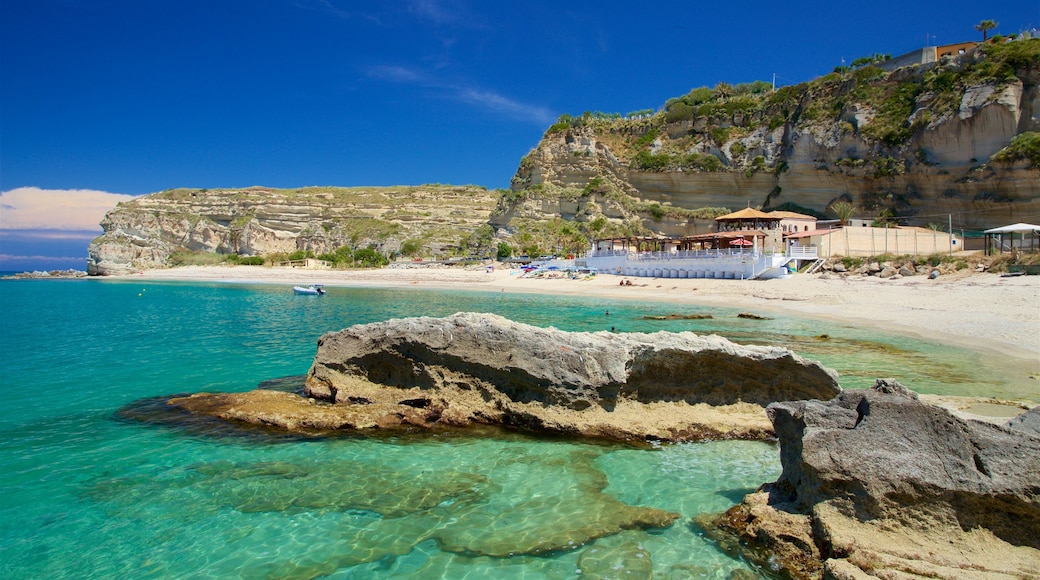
[628,249,763,261]
[786,246,818,258]
[589,249,631,258]
[588,248,774,262]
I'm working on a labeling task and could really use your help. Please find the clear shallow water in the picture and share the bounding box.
[0,278,1034,579]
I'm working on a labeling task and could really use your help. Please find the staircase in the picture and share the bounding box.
[804,259,826,274]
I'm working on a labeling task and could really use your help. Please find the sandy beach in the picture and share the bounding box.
[120,263,1040,363]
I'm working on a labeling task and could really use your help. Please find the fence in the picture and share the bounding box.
[818,227,957,257]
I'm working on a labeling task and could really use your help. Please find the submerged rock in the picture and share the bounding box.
[642,313,713,320]
[704,379,1040,579]
[86,449,680,578]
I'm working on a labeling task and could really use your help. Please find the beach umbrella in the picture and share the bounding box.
[731,238,753,246]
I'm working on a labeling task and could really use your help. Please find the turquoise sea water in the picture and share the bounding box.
[1,278,1035,579]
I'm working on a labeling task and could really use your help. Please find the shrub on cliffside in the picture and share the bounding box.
[991,132,1040,167]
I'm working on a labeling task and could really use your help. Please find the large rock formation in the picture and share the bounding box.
[169,312,841,442]
[87,185,499,275]
[305,312,840,408]
[704,379,1040,579]
[498,41,1040,239]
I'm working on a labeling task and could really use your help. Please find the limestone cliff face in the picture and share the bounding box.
[503,43,1040,233]
[87,186,499,275]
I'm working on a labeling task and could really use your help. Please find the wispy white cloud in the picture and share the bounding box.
[0,187,137,231]
[364,65,554,126]
[453,87,555,126]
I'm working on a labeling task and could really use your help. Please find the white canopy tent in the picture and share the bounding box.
[983,223,1040,254]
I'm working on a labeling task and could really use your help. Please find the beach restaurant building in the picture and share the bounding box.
[581,209,817,279]
[580,208,970,278]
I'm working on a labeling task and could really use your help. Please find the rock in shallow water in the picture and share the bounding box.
[705,378,1040,579]
[307,312,839,408]
[303,312,838,439]
[169,313,840,442]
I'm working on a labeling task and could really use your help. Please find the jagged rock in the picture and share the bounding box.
[698,490,823,579]
[866,261,882,274]
[704,379,1040,579]
[898,265,915,277]
[831,262,847,273]
[170,313,840,442]
[871,376,918,398]
[1007,405,1040,438]
[878,265,898,278]
[307,312,839,409]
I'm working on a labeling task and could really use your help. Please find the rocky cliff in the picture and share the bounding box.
[497,39,1040,243]
[87,185,500,275]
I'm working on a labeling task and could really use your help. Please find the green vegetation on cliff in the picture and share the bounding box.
[494,36,1039,237]
[540,37,1039,171]
[991,132,1040,167]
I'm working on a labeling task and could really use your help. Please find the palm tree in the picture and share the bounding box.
[828,201,855,226]
[712,82,733,101]
[975,19,997,41]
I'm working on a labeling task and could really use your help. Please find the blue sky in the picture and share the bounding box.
[2,0,1037,271]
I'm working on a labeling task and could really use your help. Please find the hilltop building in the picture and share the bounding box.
[877,41,978,72]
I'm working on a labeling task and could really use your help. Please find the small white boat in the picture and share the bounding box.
[293,284,325,295]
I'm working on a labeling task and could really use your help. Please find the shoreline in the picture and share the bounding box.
[108,263,1040,362]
